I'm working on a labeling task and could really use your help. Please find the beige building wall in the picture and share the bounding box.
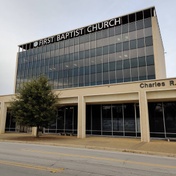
[152,16,166,79]
[1,78,176,142]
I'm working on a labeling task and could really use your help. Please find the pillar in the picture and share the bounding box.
[77,96,86,138]
[32,127,37,136]
[139,91,150,142]
[0,101,7,134]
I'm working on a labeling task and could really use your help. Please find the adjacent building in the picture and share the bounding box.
[0,7,176,142]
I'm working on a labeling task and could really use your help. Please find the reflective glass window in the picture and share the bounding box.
[146,55,154,65]
[131,58,138,68]
[138,56,146,67]
[129,22,136,32]
[123,41,129,51]
[136,20,144,30]
[144,18,151,28]
[130,40,136,49]
[116,43,122,52]
[137,38,144,48]
[145,36,153,46]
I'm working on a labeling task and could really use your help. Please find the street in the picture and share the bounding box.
[0,141,175,176]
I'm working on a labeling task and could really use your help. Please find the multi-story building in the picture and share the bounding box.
[0,7,176,142]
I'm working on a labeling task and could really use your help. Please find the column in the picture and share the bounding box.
[139,91,150,142]
[0,101,7,134]
[77,96,86,138]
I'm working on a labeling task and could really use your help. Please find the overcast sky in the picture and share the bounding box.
[0,0,176,95]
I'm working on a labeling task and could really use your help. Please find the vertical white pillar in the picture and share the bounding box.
[139,91,150,142]
[32,127,37,136]
[77,96,86,138]
[0,102,7,134]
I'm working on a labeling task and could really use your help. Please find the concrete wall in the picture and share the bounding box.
[152,16,166,79]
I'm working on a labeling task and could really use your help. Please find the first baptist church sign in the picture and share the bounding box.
[33,17,121,48]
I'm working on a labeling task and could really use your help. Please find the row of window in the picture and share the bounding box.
[17,54,154,78]
[18,36,153,68]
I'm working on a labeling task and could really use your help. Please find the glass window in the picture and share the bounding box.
[109,44,115,53]
[103,46,108,55]
[148,103,165,137]
[90,48,96,57]
[137,38,144,48]
[115,26,121,35]
[103,63,108,72]
[124,103,135,135]
[85,50,90,58]
[129,22,136,32]
[110,71,116,83]
[96,31,102,40]
[116,60,122,70]
[131,58,138,68]
[97,64,102,73]
[145,36,153,46]
[136,20,144,30]
[90,33,96,41]
[164,102,176,137]
[122,24,128,34]
[123,59,130,69]
[97,47,102,56]
[102,29,108,38]
[92,105,101,135]
[102,105,112,135]
[91,65,96,74]
[144,18,151,28]
[109,62,115,71]
[123,41,129,51]
[146,55,154,65]
[116,43,122,52]
[109,28,115,36]
[112,105,123,135]
[138,56,146,67]
[130,40,136,49]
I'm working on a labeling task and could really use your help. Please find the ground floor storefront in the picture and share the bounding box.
[5,101,176,139]
[1,78,176,142]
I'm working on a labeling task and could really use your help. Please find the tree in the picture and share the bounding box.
[10,76,58,137]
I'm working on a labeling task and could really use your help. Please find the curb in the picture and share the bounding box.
[0,139,176,158]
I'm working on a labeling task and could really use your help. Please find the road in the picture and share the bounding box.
[0,142,175,176]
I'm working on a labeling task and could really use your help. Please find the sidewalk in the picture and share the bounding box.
[0,133,176,157]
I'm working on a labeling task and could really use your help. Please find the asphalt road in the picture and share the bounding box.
[0,141,176,176]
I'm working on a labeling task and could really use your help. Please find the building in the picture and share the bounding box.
[0,7,176,142]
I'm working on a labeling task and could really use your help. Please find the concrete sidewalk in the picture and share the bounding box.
[0,133,176,157]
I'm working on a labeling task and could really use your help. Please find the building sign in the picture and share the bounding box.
[140,80,176,88]
[33,17,121,48]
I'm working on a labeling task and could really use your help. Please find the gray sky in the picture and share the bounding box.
[0,0,176,95]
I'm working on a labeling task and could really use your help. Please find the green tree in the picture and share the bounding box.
[10,76,58,137]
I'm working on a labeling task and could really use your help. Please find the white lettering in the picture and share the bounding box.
[87,26,92,33]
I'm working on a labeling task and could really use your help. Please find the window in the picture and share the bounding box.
[146,55,154,65]
[145,36,153,46]
[130,40,136,49]
[109,44,115,53]
[131,58,138,68]
[138,56,146,67]
[137,38,144,48]
[123,41,129,51]
[116,43,122,52]
[103,46,108,55]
